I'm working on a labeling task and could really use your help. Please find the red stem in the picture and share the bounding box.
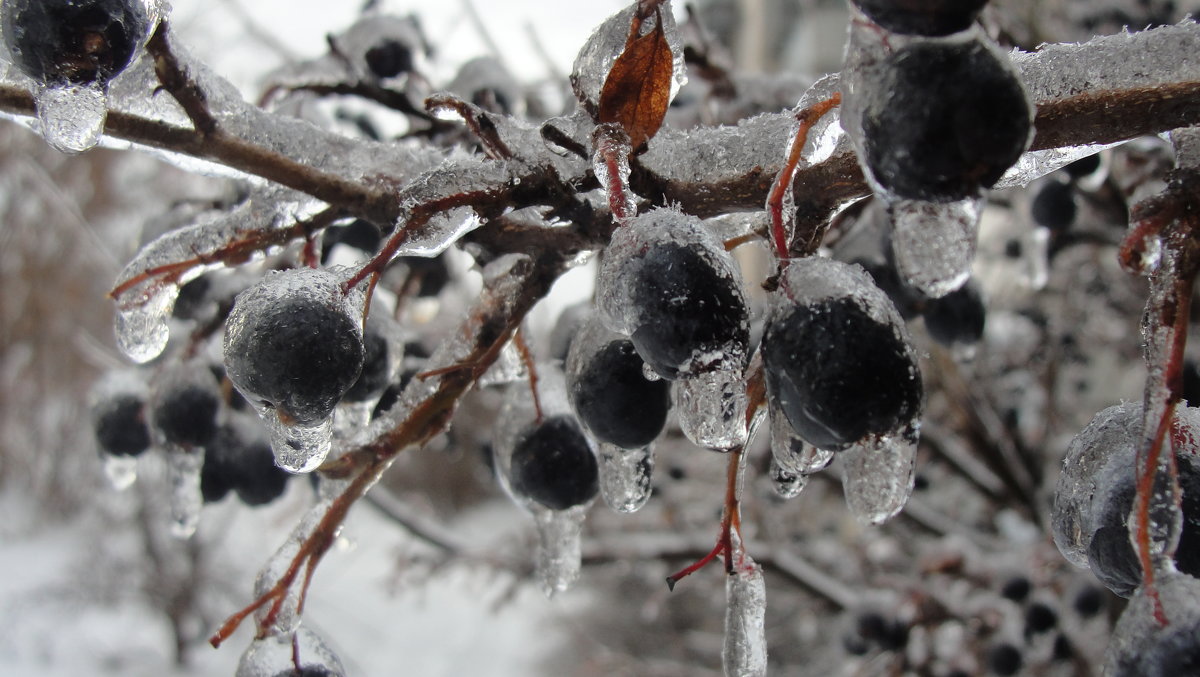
[766,93,841,263]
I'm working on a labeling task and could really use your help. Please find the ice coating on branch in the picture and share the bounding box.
[673,369,748,451]
[1103,571,1200,676]
[113,191,319,363]
[236,626,346,677]
[641,112,792,185]
[596,207,749,378]
[476,341,527,388]
[387,153,509,257]
[165,446,203,538]
[597,442,653,513]
[723,559,768,677]
[768,457,807,499]
[592,122,635,222]
[995,143,1118,189]
[253,502,332,637]
[840,429,918,525]
[35,82,106,153]
[570,1,686,115]
[889,197,981,298]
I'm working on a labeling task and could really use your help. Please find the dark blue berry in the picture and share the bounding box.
[343,321,390,403]
[153,383,220,448]
[852,0,988,36]
[2,0,150,85]
[1031,180,1078,231]
[986,643,1023,676]
[568,339,671,449]
[923,281,985,347]
[999,576,1031,602]
[93,393,151,457]
[508,416,598,511]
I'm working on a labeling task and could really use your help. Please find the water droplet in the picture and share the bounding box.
[769,457,807,499]
[114,287,177,363]
[769,402,833,475]
[260,406,332,474]
[35,82,107,154]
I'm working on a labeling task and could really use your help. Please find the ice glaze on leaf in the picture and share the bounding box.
[597,3,673,150]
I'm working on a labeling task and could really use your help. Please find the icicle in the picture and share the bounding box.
[673,369,748,451]
[35,82,106,154]
[533,504,586,597]
[165,446,204,539]
[768,457,807,500]
[889,197,981,298]
[723,559,768,677]
[259,410,332,474]
[769,402,833,476]
[841,428,918,526]
[102,453,139,491]
[236,626,346,677]
[597,442,653,513]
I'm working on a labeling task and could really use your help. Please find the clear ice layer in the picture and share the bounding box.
[35,83,106,154]
[533,504,586,597]
[840,429,918,526]
[166,446,204,539]
[673,369,748,451]
[889,197,981,298]
[723,559,768,677]
[597,442,653,513]
[236,626,346,677]
[570,2,686,113]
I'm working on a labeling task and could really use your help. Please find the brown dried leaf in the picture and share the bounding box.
[598,7,673,150]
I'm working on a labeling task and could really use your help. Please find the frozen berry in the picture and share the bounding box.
[508,415,598,511]
[93,393,151,457]
[1073,585,1105,618]
[763,295,922,450]
[202,422,290,505]
[321,219,380,263]
[224,270,365,425]
[999,575,1031,602]
[1025,602,1058,635]
[851,257,922,320]
[986,643,1023,676]
[1031,180,1078,231]
[1065,153,1102,180]
[152,380,220,448]
[365,39,413,79]
[567,319,671,449]
[2,0,150,85]
[861,40,1031,202]
[923,281,985,347]
[852,0,988,36]
[627,242,749,379]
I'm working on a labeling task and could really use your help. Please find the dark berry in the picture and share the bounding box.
[1052,633,1074,662]
[1087,524,1142,598]
[93,393,151,457]
[1065,153,1102,180]
[202,423,290,506]
[568,338,671,449]
[321,220,380,263]
[627,242,749,379]
[861,40,1031,202]
[999,576,1031,602]
[173,275,212,320]
[1004,239,1023,258]
[1183,360,1200,406]
[1025,602,1058,635]
[371,382,402,420]
[1173,454,1200,577]
[364,39,413,79]
[852,0,988,36]
[1072,585,1105,618]
[763,296,922,450]
[2,0,150,85]
[923,281,986,347]
[271,667,340,677]
[1031,180,1078,231]
[224,272,365,425]
[851,258,922,320]
[343,321,390,403]
[508,416,598,511]
[398,255,451,298]
[153,382,220,448]
[842,631,870,656]
[986,643,1023,676]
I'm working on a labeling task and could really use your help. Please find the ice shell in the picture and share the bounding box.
[723,559,768,677]
[673,369,748,451]
[889,197,982,299]
[1103,571,1200,677]
[769,403,833,476]
[533,504,587,597]
[597,442,653,513]
[570,3,687,114]
[236,626,346,677]
[166,446,204,539]
[768,457,807,500]
[35,82,106,154]
[840,428,919,526]
[262,409,333,474]
[253,503,332,637]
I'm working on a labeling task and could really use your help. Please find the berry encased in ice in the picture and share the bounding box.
[627,242,749,379]
[508,416,598,511]
[852,0,988,36]
[93,393,151,456]
[2,0,150,85]
[224,272,365,425]
[342,320,391,403]
[365,39,413,79]
[763,295,922,450]
[153,382,220,448]
[861,40,1031,202]
[922,281,986,347]
[568,336,671,449]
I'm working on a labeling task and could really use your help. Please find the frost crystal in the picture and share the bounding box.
[723,559,768,677]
